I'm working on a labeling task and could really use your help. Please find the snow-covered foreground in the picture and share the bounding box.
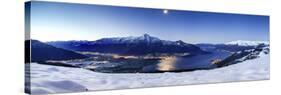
[26,55,269,94]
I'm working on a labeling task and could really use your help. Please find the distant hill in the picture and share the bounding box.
[225,40,269,46]
[25,40,88,63]
[196,40,269,52]
[47,34,206,55]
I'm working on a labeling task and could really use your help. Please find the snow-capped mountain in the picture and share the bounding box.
[213,45,269,67]
[225,40,269,46]
[95,34,165,44]
[197,40,269,52]
[238,46,269,61]
[47,34,205,55]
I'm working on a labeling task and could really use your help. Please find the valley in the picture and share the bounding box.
[25,34,270,94]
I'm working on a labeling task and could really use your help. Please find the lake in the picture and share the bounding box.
[75,50,232,73]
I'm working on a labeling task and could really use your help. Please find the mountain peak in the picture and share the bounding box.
[140,33,153,39]
[176,40,184,43]
[143,33,150,37]
[175,40,186,45]
[138,34,161,43]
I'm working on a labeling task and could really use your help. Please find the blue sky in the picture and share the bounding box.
[27,1,269,44]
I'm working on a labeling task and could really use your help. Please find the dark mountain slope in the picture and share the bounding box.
[25,40,88,62]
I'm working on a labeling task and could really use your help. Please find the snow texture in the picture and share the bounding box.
[27,55,269,94]
[225,40,269,46]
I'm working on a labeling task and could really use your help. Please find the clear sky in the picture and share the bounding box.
[27,1,269,44]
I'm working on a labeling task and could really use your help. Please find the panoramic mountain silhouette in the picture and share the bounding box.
[197,40,269,52]
[25,40,88,62]
[47,34,206,55]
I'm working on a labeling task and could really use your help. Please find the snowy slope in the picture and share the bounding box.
[225,40,269,46]
[27,55,269,94]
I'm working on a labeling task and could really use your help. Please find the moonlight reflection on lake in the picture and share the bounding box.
[157,57,178,71]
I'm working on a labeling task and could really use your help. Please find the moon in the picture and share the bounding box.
[163,9,169,14]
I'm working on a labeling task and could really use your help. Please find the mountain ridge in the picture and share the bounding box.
[47,34,206,55]
[225,40,269,46]
[26,40,89,62]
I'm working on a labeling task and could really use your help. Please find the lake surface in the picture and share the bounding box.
[142,50,231,72]
[76,50,232,73]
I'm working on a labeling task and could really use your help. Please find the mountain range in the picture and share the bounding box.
[26,34,269,65]
[47,34,206,55]
[197,40,269,52]
[225,40,269,46]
